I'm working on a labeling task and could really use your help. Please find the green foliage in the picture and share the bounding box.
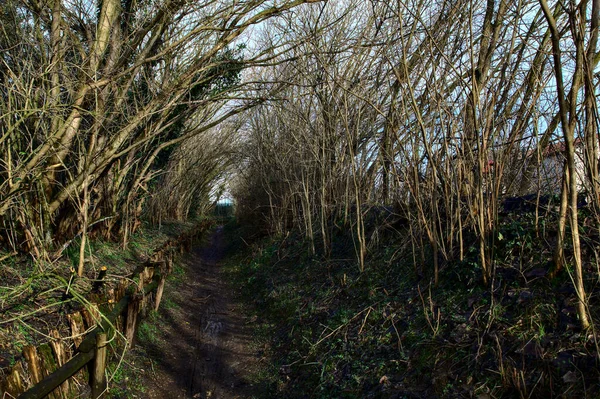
[224,228,417,397]
[137,311,160,344]
[108,358,148,398]
[225,210,600,398]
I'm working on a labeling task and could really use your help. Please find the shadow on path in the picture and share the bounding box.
[126,226,260,399]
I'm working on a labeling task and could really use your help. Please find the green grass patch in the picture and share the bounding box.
[137,311,160,344]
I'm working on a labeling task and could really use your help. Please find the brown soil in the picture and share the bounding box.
[121,226,261,399]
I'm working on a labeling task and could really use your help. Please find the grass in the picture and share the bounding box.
[0,219,209,397]
[161,296,179,310]
[170,264,186,284]
[108,353,149,399]
[137,311,161,344]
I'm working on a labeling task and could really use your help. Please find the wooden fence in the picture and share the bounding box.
[0,226,202,399]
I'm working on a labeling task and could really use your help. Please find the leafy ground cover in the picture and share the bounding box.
[224,213,600,398]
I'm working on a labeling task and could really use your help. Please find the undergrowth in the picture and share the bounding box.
[225,213,600,399]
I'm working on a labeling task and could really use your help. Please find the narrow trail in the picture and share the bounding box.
[132,226,260,399]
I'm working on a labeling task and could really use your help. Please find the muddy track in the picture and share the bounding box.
[130,226,259,399]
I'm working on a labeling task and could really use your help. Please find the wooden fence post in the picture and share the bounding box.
[67,312,85,348]
[49,330,71,398]
[4,361,26,396]
[167,254,173,273]
[23,346,42,387]
[154,276,166,311]
[13,227,194,399]
[90,332,107,399]
[82,304,101,329]
[125,299,139,345]
[38,344,60,399]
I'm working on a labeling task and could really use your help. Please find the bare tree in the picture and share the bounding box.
[232,0,599,309]
[0,0,323,267]
[538,0,600,329]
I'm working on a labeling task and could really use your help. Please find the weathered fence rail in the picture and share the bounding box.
[1,222,207,399]
[18,273,163,399]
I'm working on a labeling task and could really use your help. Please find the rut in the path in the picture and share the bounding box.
[132,226,259,399]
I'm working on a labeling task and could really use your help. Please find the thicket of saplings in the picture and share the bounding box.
[233,0,600,327]
[228,0,600,397]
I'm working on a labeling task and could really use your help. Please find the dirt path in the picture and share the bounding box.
[127,226,260,399]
